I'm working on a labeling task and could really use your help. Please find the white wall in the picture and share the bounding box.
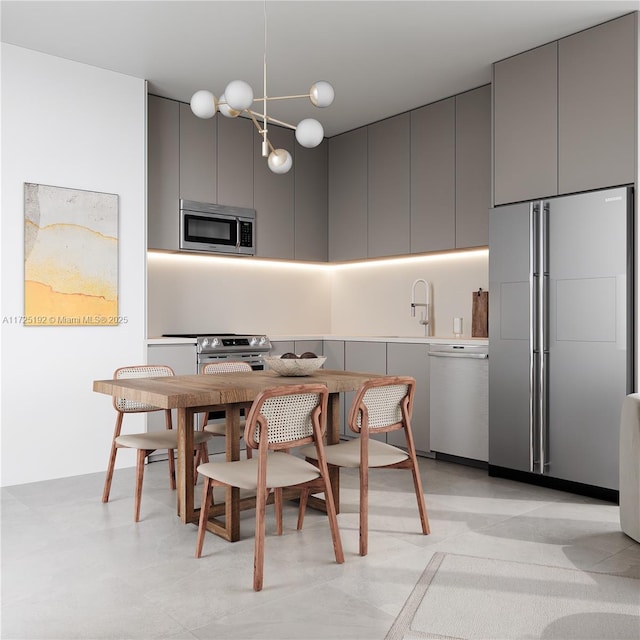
[1,45,147,486]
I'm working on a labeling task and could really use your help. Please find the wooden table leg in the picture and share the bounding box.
[224,405,241,542]
[326,392,340,514]
[177,407,196,523]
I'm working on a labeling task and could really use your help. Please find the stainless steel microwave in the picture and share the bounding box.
[179,200,256,255]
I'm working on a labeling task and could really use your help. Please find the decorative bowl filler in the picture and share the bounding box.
[263,356,327,377]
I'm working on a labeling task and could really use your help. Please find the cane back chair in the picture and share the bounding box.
[300,376,430,556]
[102,365,212,522]
[200,361,253,459]
[195,383,344,591]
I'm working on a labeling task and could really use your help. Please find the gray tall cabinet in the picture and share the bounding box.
[148,96,179,251]
[253,125,295,259]
[493,13,637,205]
[455,85,491,248]
[410,98,456,253]
[328,128,368,261]
[368,113,411,258]
[179,103,216,203]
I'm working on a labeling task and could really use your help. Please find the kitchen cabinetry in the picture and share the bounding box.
[328,128,368,261]
[254,126,295,259]
[558,14,636,194]
[295,142,328,261]
[493,42,558,205]
[493,13,636,205]
[148,95,179,251]
[179,103,216,204]
[368,113,411,257]
[455,85,491,248]
[410,98,456,253]
[294,340,323,357]
[216,115,255,209]
[344,341,387,441]
[269,340,323,358]
[386,343,430,454]
[148,95,330,261]
[269,341,295,357]
[323,340,346,435]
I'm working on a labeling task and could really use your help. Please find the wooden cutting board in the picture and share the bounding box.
[472,289,489,337]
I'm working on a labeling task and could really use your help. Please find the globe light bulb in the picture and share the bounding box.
[309,81,335,108]
[295,118,324,148]
[267,149,293,174]
[218,94,241,118]
[224,80,254,111]
[190,90,217,119]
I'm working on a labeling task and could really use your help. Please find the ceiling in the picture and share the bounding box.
[2,1,639,137]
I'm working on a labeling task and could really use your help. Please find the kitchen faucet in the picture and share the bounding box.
[411,279,431,336]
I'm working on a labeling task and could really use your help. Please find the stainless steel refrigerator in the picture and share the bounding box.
[489,186,633,496]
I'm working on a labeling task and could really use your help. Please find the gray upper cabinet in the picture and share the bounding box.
[216,115,254,209]
[328,128,368,261]
[253,126,295,259]
[494,13,637,206]
[558,14,637,194]
[367,113,411,258]
[493,42,558,205]
[148,95,180,250]
[455,85,491,248]
[294,141,328,261]
[179,103,216,203]
[410,98,456,253]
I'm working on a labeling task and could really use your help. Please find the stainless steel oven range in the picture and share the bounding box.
[161,333,272,371]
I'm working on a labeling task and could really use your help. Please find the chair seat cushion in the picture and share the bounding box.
[197,452,321,490]
[204,421,245,436]
[300,437,408,468]
[116,430,211,451]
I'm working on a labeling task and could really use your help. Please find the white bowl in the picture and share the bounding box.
[263,356,327,377]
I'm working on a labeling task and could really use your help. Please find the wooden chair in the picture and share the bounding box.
[195,383,344,591]
[200,361,253,459]
[102,365,212,522]
[300,376,430,556]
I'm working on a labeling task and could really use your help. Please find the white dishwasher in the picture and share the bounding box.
[428,344,489,465]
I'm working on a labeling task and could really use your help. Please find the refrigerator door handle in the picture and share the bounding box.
[540,202,550,473]
[529,202,538,474]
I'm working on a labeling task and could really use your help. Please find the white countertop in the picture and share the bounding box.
[147,337,197,345]
[270,335,488,345]
[147,335,488,346]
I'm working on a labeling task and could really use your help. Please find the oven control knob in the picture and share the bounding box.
[211,337,220,348]
[249,336,258,346]
[258,336,266,345]
[201,338,209,348]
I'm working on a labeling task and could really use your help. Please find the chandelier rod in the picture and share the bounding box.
[247,109,296,131]
[262,0,269,157]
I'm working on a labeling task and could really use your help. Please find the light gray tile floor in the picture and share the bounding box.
[2,457,638,639]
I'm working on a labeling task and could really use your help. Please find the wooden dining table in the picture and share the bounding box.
[93,368,384,542]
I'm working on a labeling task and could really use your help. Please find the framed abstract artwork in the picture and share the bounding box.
[24,183,119,326]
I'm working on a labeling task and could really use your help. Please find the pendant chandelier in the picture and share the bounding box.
[190,1,334,174]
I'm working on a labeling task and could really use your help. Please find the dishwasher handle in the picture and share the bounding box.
[428,351,488,359]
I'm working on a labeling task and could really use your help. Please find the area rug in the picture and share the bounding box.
[385,552,640,640]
